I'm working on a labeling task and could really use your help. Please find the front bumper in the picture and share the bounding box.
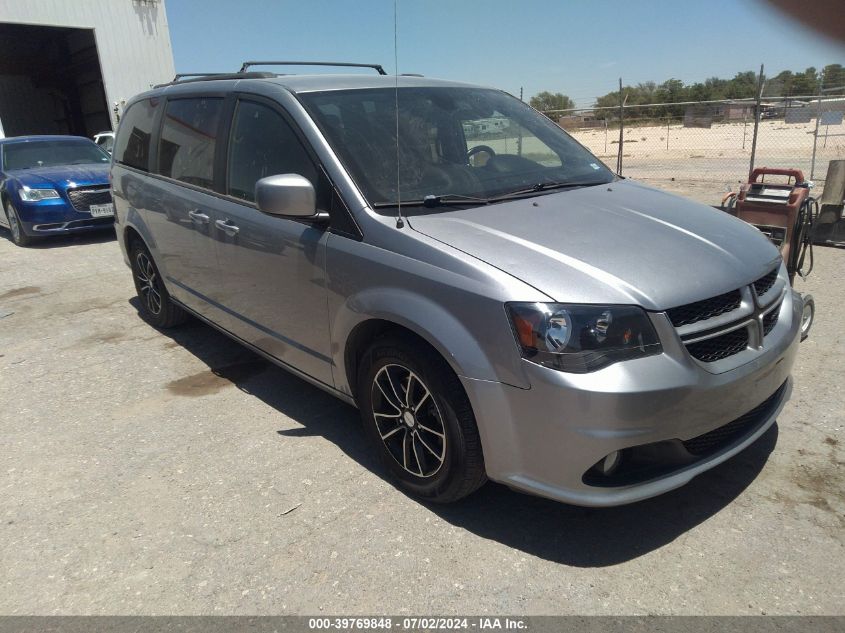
[462,288,802,507]
[15,198,114,236]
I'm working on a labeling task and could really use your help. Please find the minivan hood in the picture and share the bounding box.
[408,180,781,310]
[9,164,110,189]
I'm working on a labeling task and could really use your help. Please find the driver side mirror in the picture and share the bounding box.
[255,174,320,218]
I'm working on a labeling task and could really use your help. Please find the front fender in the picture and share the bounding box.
[331,286,530,397]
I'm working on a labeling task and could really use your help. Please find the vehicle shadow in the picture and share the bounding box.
[145,309,778,569]
[0,227,116,249]
[431,427,776,567]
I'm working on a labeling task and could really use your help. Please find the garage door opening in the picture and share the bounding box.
[0,23,111,139]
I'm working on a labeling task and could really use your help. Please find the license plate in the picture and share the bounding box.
[89,203,114,217]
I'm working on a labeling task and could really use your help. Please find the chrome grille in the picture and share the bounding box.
[67,186,112,212]
[666,290,742,327]
[686,327,749,362]
[753,268,778,297]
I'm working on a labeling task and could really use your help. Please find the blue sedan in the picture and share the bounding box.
[0,135,114,246]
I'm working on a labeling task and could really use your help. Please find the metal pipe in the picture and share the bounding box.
[748,64,765,180]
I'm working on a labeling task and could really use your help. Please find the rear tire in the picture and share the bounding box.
[4,199,34,247]
[357,335,487,503]
[129,240,188,328]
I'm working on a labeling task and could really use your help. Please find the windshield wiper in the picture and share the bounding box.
[373,193,489,208]
[488,181,599,202]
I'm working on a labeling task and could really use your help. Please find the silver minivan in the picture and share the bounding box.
[112,66,801,506]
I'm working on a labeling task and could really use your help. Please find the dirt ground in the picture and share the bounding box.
[0,219,843,615]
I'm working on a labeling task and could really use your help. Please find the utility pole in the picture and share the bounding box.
[748,64,765,179]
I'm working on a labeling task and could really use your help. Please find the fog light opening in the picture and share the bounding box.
[599,450,621,476]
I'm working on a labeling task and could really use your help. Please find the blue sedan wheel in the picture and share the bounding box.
[4,199,33,247]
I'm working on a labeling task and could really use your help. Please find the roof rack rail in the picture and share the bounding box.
[153,72,276,89]
[172,73,221,81]
[238,60,387,75]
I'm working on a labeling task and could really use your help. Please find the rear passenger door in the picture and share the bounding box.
[146,96,225,318]
[208,97,334,386]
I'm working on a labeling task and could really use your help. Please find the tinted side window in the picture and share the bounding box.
[114,99,157,171]
[227,100,318,202]
[158,97,222,189]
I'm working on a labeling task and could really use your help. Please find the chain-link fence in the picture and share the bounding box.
[544,95,844,202]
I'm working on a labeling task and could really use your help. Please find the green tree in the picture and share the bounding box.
[724,71,759,99]
[764,70,794,97]
[529,91,575,114]
[822,64,845,95]
[589,63,840,123]
[789,67,819,96]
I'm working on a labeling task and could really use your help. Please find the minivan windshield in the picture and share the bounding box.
[2,140,110,171]
[300,87,614,206]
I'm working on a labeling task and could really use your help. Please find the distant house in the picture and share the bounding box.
[683,101,774,127]
[720,101,758,120]
[462,116,511,136]
[558,114,604,130]
[819,97,845,114]
[683,106,714,128]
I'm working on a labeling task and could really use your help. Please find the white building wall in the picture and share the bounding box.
[0,0,176,125]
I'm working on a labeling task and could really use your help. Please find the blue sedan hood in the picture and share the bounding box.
[9,164,110,188]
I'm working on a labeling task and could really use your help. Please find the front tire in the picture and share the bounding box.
[357,336,486,503]
[4,199,34,247]
[129,240,188,328]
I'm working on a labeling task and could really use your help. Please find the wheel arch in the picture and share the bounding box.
[0,189,8,218]
[344,319,447,402]
[123,225,144,251]
[337,288,527,401]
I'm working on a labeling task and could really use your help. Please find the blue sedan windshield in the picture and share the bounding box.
[3,140,110,171]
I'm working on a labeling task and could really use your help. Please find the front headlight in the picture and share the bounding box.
[19,187,61,201]
[507,303,662,373]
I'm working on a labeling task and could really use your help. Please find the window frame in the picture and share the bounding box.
[219,93,331,210]
[113,88,362,239]
[113,97,162,173]
[154,93,228,193]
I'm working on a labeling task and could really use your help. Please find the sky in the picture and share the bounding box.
[165,0,845,107]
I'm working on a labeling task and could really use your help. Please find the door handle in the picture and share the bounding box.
[215,218,240,236]
[188,210,210,224]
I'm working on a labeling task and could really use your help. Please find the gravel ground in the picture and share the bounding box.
[0,223,843,615]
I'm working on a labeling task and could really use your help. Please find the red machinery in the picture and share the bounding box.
[722,167,816,338]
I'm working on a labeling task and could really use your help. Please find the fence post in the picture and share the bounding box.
[616,78,624,174]
[810,94,821,180]
[517,86,523,157]
[748,64,765,180]
[666,114,669,150]
[604,118,608,155]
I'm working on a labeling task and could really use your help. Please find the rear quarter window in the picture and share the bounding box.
[113,99,158,171]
